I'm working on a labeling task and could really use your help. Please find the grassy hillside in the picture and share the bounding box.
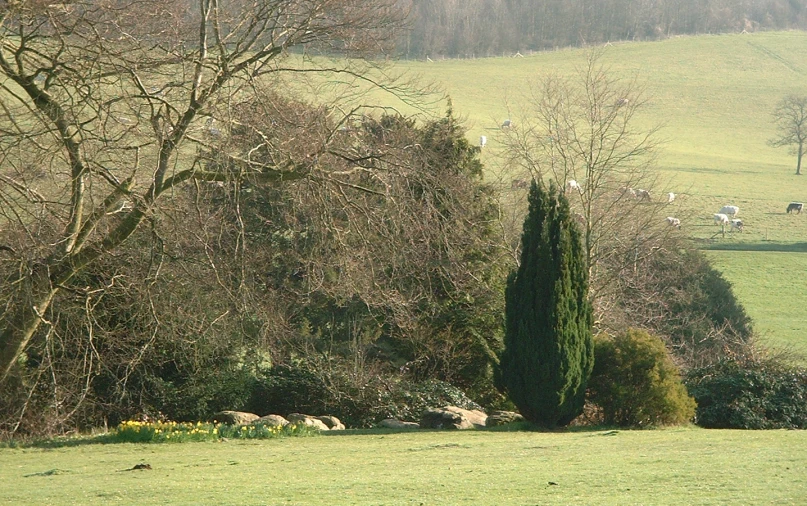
[2,429,806,505]
[374,32,807,353]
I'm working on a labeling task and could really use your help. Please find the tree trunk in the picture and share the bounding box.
[0,270,58,383]
[0,208,148,384]
[797,142,803,175]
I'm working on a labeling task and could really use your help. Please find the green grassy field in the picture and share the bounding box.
[374,31,807,354]
[2,428,806,505]
[706,248,807,355]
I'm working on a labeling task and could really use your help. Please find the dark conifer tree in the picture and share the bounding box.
[499,180,593,427]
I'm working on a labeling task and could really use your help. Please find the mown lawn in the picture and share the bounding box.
[2,428,805,505]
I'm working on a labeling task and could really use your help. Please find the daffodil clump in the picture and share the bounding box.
[114,420,317,443]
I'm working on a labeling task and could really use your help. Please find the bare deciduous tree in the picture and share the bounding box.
[769,94,807,176]
[498,52,683,331]
[0,0,411,383]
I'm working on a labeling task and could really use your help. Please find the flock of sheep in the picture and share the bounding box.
[511,178,804,237]
[710,205,743,233]
[666,199,804,236]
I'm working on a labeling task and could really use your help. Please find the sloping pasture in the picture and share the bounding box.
[376,32,807,353]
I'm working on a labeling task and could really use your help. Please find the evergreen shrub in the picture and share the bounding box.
[499,181,593,427]
[245,365,330,418]
[588,329,696,427]
[686,356,807,429]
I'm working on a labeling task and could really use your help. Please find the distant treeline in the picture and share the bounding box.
[399,0,807,57]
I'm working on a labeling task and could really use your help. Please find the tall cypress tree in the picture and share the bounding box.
[499,180,593,427]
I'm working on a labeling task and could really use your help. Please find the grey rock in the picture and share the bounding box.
[212,411,259,425]
[420,406,487,430]
[485,410,525,427]
[256,414,290,427]
[287,413,330,430]
[317,415,345,430]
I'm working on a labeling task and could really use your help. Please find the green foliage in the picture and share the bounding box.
[686,356,807,429]
[499,181,593,427]
[380,378,483,423]
[245,365,330,418]
[588,329,696,427]
[138,364,257,424]
[246,364,480,428]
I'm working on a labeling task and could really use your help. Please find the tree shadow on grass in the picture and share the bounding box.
[701,242,807,253]
[321,422,628,436]
[1,433,118,450]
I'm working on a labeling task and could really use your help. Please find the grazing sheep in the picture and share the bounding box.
[719,205,739,217]
[714,213,730,226]
[667,192,676,203]
[635,189,651,200]
[730,219,744,233]
[666,216,681,228]
[479,135,487,147]
[565,180,581,194]
[786,202,803,214]
[501,119,512,129]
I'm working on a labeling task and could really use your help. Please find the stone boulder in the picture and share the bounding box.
[378,418,420,430]
[287,413,330,431]
[212,411,259,425]
[256,414,290,427]
[317,415,345,430]
[485,410,525,427]
[420,406,487,430]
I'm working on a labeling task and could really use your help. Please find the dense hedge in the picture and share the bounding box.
[686,356,807,429]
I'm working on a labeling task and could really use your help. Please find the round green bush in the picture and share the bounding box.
[588,329,696,427]
[685,356,807,429]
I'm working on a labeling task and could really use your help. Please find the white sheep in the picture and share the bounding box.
[666,217,681,228]
[730,219,744,233]
[667,192,675,203]
[714,213,730,226]
[719,205,739,217]
[565,180,581,194]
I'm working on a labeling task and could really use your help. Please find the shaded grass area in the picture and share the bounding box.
[701,242,807,253]
[0,421,318,450]
[1,428,805,505]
